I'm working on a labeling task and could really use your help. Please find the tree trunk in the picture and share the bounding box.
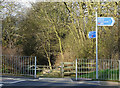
[43,45,52,70]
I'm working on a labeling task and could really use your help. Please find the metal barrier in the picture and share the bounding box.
[98,59,119,81]
[2,55,36,78]
[77,59,96,79]
[76,59,119,81]
[2,55,119,80]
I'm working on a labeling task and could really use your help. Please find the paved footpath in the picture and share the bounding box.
[0,76,119,88]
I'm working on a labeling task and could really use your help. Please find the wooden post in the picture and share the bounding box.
[61,62,64,78]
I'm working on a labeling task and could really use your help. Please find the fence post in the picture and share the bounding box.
[34,56,37,78]
[119,60,120,81]
[61,62,64,78]
[76,58,77,81]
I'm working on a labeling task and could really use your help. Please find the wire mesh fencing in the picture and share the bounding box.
[2,55,36,77]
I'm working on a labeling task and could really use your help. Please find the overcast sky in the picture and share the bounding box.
[5,0,36,2]
[17,0,36,7]
[4,0,36,8]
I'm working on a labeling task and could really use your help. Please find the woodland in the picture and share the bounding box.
[1,1,120,67]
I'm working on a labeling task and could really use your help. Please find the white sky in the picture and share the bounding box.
[4,0,36,8]
[5,0,36,3]
[19,0,36,8]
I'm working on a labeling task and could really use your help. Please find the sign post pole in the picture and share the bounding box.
[96,10,98,79]
[34,56,37,78]
[88,9,115,80]
[76,58,77,81]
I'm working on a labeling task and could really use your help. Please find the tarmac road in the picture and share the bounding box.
[0,76,119,88]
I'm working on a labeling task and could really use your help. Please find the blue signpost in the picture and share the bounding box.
[88,11,115,79]
[97,17,115,26]
[88,31,96,38]
[96,16,115,79]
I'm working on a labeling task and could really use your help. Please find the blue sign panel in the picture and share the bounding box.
[88,31,96,38]
[97,17,115,26]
